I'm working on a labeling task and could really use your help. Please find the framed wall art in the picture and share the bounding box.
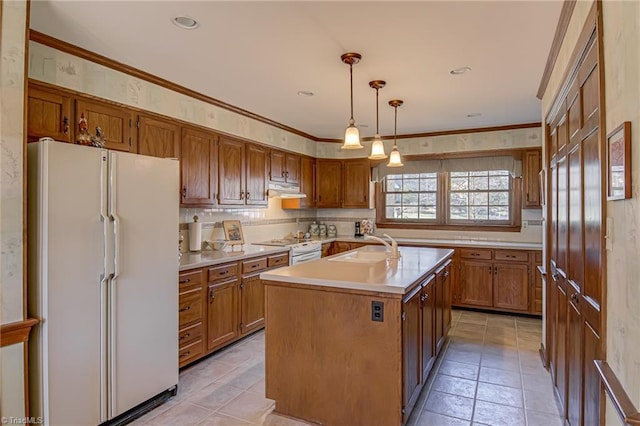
[222,220,244,246]
[606,121,631,201]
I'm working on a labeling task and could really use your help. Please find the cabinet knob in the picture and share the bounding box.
[246,192,250,199]
[209,289,215,302]
[179,305,191,312]
[182,187,187,198]
[240,191,244,200]
[443,270,449,278]
[179,351,190,358]
[179,333,190,340]
[286,171,289,178]
[281,171,285,177]
[179,278,190,284]
[63,116,69,134]
[570,293,579,302]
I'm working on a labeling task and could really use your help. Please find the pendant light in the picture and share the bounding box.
[340,52,363,149]
[387,100,404,167]
[368,80,387,160]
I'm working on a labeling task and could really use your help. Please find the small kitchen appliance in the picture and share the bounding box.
[355,221,363,237]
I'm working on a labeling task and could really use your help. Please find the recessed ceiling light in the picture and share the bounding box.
[450,66,472,75]
[467,113,482,118]
[172,16,199,30]
[297,90,314,97]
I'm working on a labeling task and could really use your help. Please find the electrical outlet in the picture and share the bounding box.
[522,220,528,229]
[371,301,384,322]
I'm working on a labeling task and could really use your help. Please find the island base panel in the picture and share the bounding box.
[265,283,403,426]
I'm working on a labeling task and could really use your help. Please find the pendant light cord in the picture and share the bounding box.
[393,105,398,148]
[349,64,354,121]
[375,88,379,134]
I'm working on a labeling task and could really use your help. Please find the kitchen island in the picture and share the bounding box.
[260,245,454,426]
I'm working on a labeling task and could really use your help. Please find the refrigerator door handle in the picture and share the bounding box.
[109,152,121,281]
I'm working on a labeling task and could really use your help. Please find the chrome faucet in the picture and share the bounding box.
[364,233,401,259]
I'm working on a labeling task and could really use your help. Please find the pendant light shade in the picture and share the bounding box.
[341,53,363,150]
[368,80,388,160]
[387,100,404,167]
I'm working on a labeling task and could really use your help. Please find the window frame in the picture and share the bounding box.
[376,170,522,232]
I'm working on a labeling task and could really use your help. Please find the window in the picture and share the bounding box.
[384,173,438,221]
[448,170,511,223]
[377,169,520,230]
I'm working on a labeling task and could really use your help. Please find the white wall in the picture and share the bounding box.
[541,0,640,421]
[0,0,29,419]
[601,1,640,421]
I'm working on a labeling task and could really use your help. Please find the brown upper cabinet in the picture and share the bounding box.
[523,148,542,208]
[245,143,269,206]
[299,156,316,208]
[181,127,217,206]
[270,150,300,185]
[218,137,269,206]
[317,158,370,209]
[27,84,73,143]
[137,115,180,159]
[75,98,135,152]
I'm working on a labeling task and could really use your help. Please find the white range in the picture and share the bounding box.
[253,239,322,265]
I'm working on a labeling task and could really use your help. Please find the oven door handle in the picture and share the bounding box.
[291,250,321,264]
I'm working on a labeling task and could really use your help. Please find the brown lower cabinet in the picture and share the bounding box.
[178,251,289,368]
[454,248,540,315]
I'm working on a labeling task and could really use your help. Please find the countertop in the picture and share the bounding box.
[322,235,542,250]
[180,245,289,271]
[260,245,454,295]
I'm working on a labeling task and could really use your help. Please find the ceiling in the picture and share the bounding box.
[29,1,562,141]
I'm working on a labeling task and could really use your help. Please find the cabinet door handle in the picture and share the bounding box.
[286,171,289,178]
[209,289,215,303]
[219,270,228,276]
[63,116,69,134]
[240,282,244,289]
[281,171,285,177]
[179,333,190,340]
[246,192,250,199]
[179,351,190,358]
[182,187,187,198]
[179,278,191,284]
[526,193,530,202]
[494,266,497,275]
[179,305,191,312]
[570,293,579,303]
[443,270,449,278]
[488,266,492,273]
[240,191,244,200]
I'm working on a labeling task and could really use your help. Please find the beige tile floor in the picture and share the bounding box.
[132,310,561,426]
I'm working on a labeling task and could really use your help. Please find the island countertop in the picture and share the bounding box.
[260,245,454,295]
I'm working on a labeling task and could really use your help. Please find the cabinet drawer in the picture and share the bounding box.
[208,263,238,282]
[494,250,529,262]
[179,269,202,288]
[242,257,268,274]
[178,339,204,367]
[460,248,492,260]
[179,288,203,326]
[268,253,289,268]
[179,322,203,347]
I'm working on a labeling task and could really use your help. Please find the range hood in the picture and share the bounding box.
[268,182,307,199]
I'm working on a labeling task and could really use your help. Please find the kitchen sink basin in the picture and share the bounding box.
[328,250,388,264]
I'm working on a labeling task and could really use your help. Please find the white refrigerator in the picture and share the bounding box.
[28,141,179,425]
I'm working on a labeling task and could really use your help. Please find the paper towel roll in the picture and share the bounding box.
[189,221,202,252]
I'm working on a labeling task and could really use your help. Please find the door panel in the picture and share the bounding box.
[566,281,582,426]
[299,157,316,208]
[208,280,239,350]
[556,152,568,274]
[402,288,422,421]
[246,144,268,205]
[270,150,286,182]
[583,321,602,426]
[459,261,493,307]
[110,151,179,417]
[137,115,180,159]
[27,85,72,142]
[76,99,134,152]
[568,144,584,288]
[240,273,265,334]
[317,160,342,208]
[218,137,245,205]
[285,153,300,184]
[493,263,529,311]
[343,159,370,208]
[421,279,435,382]
[180,128,216,205]
[555,276,568,418]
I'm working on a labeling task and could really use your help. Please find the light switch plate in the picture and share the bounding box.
[605,217,613,251]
